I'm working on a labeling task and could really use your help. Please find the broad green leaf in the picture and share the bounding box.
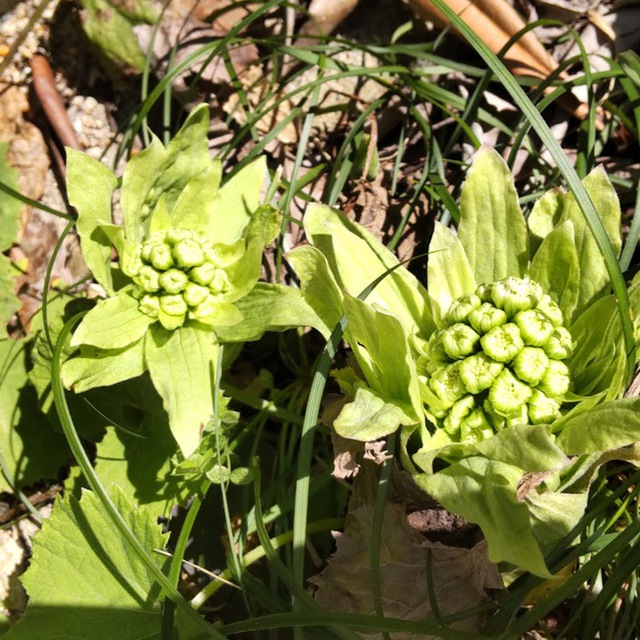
[66,147,118,294]
[569,294,623,397]
[286,244,344,333]
[207,302,244,327]
[209,156,267,244]
[94,377,196,516]
[215,283,329,342]
[170,163,222,232]
[527,187,564,253]
[474,424,569,472]
[112,0,157,22]
[343,295,422,420]
[5,487,176,640]
[560,166,623,315]
[415,457,552,577]
[70,291,153,350]
[0,255,20,340]
[427,221,476,325]
[145,324,218,456]
[526,490,588,557]
[557,397,640,454]
[62,338,146,393]
[0,338,68,493]
[529,220,580,322]
[333,385,414,441]
[457,147,529,284]
[304,203,434,338]
[121,105,212,243]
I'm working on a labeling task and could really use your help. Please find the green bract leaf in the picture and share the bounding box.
[529,220,580,322]
[215,283,328,342]
[427,221,476,326]
[457,147,529,284]
[559,166,622,315]
[4,487,205,640]
[209,156,268,244]
[557,397,640,454]
[344,294,422,421]
[169,163,223,232]
[527,187,564,252]
[145,324,219,456]
[62,338,146,393]
[334,384,415,442]
[70,292,153,350]
[415,457,552,577]
[303,203,434,338]
[66,147,118,294]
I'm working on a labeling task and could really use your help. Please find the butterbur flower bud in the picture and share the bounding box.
[444,395,475,434]
[505,403,529,428]
[183,282,210,308]
[537,294,564,326]
[528,389,561,424]
[543,327,574,360]
[468,302,507,334]
[444,294,481,326]
[150,244,174,271]
[425,330,450,364]
[430,363,467,406]
[459,407,493,443]
[190,262,217,286]
[491,277,541,317]
[511,347,549,385]
[139,294,160,318]
[166,228,192,246]
[475,283,493,303]
[160,294,188,318]
[209,269,230,294]
[537,360,571,398]
[459,352,503,394]
[173,239,205,269]
[480,323,523,362]
[442,323,480,359]
[191,294,220,321]
[158,268,189,294]
[515,309,554,347]
[489,368,532,416]
[138,265,161,292]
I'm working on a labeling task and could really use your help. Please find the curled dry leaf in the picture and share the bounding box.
[407,0,591,122]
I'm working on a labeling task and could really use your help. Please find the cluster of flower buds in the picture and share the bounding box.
[417,277,573,443]
[128,228,230,330]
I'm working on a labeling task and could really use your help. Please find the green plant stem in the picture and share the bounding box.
[51,314,224,639]
[0,180,73,220]
[427,0,636,383]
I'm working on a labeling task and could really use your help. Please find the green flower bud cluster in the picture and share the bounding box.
[418,277,573,442]
[128,228,230,330]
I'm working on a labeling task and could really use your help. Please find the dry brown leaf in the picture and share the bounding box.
[407,0,591,122]
[310,502,502,638]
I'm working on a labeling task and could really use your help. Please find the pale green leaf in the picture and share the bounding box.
[4,487,182,640]
[0,338,68,493]
[66,147,118,294]
[526,490,588,557]
[427,221,476,325]
[170,163,223,232]
[286,245,344,334]
[215,283,329,342]
[343,294,422,421]
[0,255,20,339]
[529,220,580,322]
[304,203,434,338]
[62,337,146,393]
[474,424,569,472]
[208,302,244,327]
[70,292,153,350]
[333,385,414,441]
[557,397,640,454]
[527,187,564,253]
[209,156,267,244]
[560,166,623,315]
[415,457,552,577]
[457,147,529,283]
[145,324,218,456]
[121,105,212,243]
[0,141,21,251]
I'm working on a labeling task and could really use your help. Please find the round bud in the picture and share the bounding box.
[444,294,481,326]
[480,323,523,363]
[442,323,480,359]
[488,368,533,416]
[543,327,574,360]
[515,309,554,347]
[468,302,508,334]
[511,346,549,385]
[138,265,161,293]
[458,352,503,394]
[158,268,189,294]
[173,239,205,269]
[149,244,174,271]
[537,360,571,398]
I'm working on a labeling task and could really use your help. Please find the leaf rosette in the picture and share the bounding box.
[61,106,321,457]
[289,147,640,576]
